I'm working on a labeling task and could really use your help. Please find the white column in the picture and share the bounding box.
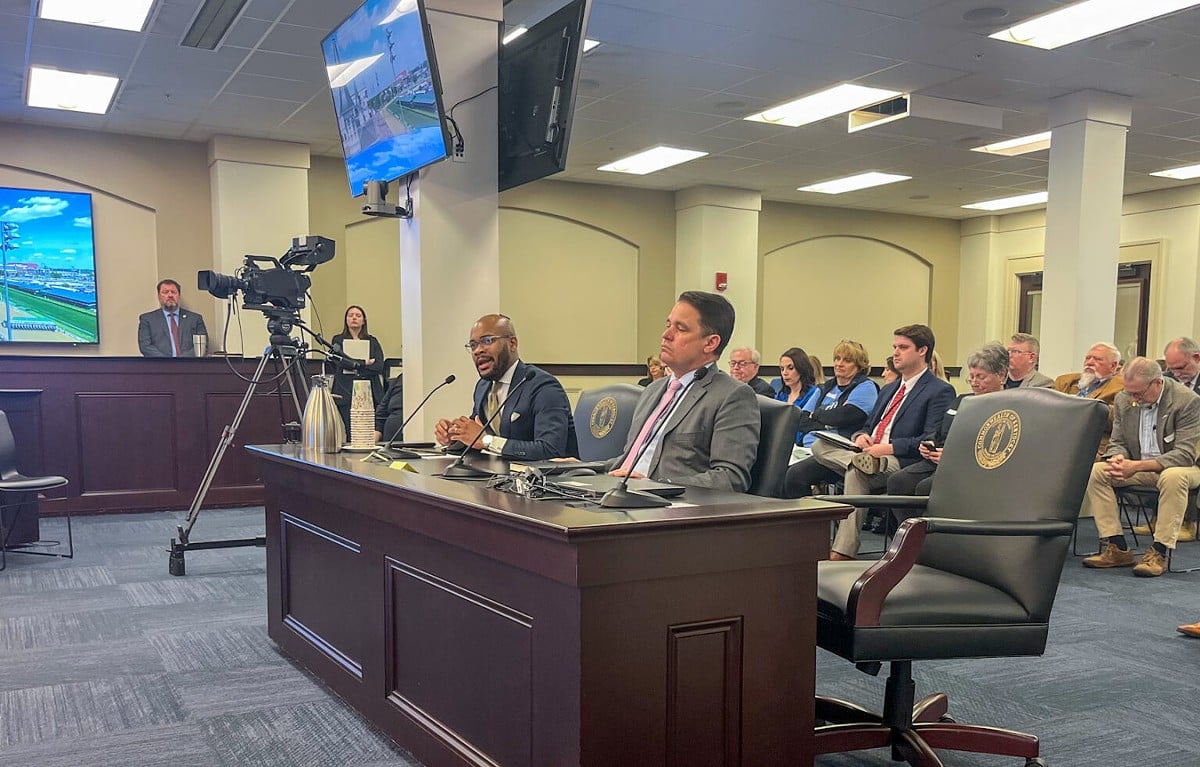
[208,136,311,356]
[1040,91,1131,376]
[957,216,1006,362]
[674,186,762,353]
[400,1,502,440]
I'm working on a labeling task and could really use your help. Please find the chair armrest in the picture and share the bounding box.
[814,494,929,510]
[843,517,1073,627]
[921,518,1074,537]
[845,517,928,627]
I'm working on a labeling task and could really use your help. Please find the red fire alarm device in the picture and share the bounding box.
[715,272,728,292]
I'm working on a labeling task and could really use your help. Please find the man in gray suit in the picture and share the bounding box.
[137,279,208,357]
[1004,332,1054,389]
[608,291,760,492]
[1082,357,1200,577]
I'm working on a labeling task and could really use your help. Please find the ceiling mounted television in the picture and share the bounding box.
[498,0,591,192]
[0,186,98,345]
[321,0,452,196]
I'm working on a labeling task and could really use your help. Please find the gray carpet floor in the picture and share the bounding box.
[2,509,1199,766]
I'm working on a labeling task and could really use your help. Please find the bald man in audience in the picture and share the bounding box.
[1054,342,1125,458]
[1004,332,1054,389]
[1081,357,1200,578]
[728,347,776,397]
[1163,337,1200,395]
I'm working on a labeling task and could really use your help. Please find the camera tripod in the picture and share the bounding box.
[168,311,314,576]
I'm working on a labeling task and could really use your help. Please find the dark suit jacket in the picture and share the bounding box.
[1166,370,1200,396]
[854,369,956,467]
[138,308,208,357]
[470,360,577,460]
[748,377,776,397]
[611,366,761,492]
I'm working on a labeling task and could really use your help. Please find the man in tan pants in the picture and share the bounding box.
[1082,357,1200,577]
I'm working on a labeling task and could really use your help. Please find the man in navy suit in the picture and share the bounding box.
[812,323,955,559]
[435,314,577,460]
[137,279,208,357]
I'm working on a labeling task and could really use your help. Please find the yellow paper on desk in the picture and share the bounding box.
[388,460,418,472]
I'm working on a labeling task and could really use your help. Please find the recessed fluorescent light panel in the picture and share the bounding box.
[962,191,1049,211]
[971,131,1052,156]
[989,0,1200,50]
[503,26,528,44]
[38,0,155,31]
[1150,163,1200,180]
[582,38,601,52]
[745,84,902,128]
[598,146,708,175]
[26,66,120,114]
[798,172,912,194]
[326,55,384,89]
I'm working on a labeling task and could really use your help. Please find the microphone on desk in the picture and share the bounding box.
[441,369,537,480]
[368,374,456,462]
[600,367,707,509]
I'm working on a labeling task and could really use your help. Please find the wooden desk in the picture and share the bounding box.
[0,356,302,514]
[251,445,849,767]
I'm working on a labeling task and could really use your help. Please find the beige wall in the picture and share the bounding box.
[499,179,676,360]
[0,124,211,356]
[956,184,1200,374]
[759,201,962,364]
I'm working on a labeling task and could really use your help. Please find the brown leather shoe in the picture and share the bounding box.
[1178,521,1197,543]
[1133,547,1167,577]
[1082,542,1135,568]
[829,551,857,561]
[1177,622,1200,638]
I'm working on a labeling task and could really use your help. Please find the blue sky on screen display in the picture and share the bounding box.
[0,187,95,271]
[323,0,448,194]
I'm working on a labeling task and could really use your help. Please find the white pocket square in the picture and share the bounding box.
[510,412,522,422]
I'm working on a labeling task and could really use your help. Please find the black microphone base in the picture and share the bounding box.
[440,462,494,480]
[600,487,671,509]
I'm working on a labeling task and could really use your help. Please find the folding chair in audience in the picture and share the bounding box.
[1113,485,1200,574]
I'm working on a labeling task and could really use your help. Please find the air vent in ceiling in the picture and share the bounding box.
[181,0,250,50]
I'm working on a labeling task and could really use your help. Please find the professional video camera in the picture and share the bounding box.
[197,235,334,312]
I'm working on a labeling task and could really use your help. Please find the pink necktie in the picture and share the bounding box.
[620,378,683,473]
[871,383,907,443]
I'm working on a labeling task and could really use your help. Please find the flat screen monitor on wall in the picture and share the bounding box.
[0,186,98,345]
[321,0,452,196]
[498,0,591,192]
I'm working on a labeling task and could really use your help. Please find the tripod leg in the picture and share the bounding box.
[177,352,273,544]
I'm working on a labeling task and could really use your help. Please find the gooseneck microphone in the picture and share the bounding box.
[600,366,708,509]
[441,369,537,480]
[369,374,456,462]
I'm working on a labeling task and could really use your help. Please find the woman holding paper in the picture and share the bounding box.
[331,305,386,437]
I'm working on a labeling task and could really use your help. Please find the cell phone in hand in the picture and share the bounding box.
[921,440,937,450]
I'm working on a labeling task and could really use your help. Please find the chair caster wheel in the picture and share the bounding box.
[1025,758,1047,767]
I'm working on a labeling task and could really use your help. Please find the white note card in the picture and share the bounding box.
[343,339,370,361]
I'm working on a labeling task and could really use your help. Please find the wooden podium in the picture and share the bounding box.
[251,446,849,767]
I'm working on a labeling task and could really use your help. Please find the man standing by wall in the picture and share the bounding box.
[137,279,207,357]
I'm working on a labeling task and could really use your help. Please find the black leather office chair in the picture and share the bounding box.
[573,384,644,462]
[812,388,1106,766]
[0,410,70,571]
[748,395,801,498]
